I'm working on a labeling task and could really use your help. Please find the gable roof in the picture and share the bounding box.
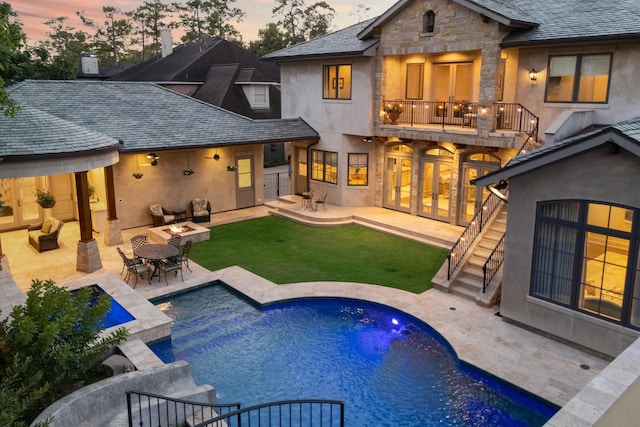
[474,118,640,187]
[263,18,379,61]
[109,37,279,83]
[7,80,317,154]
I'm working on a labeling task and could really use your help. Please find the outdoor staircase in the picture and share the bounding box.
[433,205,507,307]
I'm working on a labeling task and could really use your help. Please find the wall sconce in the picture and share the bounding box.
[147,152,159,166]
[528,68,538,82]
[362,136,373,143]
[488,179,509,202]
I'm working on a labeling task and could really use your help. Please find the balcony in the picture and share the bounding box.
[379,100,539,145]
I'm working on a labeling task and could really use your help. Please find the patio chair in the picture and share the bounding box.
[27,217,64,252]
[190,198,211,223]
[167,234,182,248]
[130,235,149,252]
[156,257,183,285]
[117,247,150,288]
[313,193,328,212]
[177,239,193,272]
[148,204,177,227]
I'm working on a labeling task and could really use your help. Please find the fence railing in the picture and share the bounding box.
[264,169,292,201]
[382,100,480,128]
[192,399,345,427]
[483,233,506,293]
[126,390,240,427]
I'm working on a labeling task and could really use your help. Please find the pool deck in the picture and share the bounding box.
[0,200,610,409]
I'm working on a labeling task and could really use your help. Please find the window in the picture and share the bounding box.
[406,64,424,99]
[422,10,435,33]
[297,148,307,177]
[251,85,268,108]
[311,150,338,184]
[348,153,368,186]
[323,65,352,99]
[531,200,640,328]
[545,54,612,103]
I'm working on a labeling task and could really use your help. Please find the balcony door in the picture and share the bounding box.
[433,63,473,124]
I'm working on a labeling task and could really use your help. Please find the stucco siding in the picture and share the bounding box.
[501,145,640,356]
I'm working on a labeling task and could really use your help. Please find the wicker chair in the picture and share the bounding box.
[190,198,211,223]
[148,204,177,227]
[27,217,64,252]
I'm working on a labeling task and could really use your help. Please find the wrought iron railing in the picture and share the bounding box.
[192,399,345,427]
[382,100,480,128]
[126,390,241,427]
[482,234,506,293]
[381,100,539,140]
[447,191,504,280]
[264,168,292,201]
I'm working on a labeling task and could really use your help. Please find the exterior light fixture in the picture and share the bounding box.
[147,152,159,166]
[362,136,373,143]
[488,179,509,202]
[528,68,538,81]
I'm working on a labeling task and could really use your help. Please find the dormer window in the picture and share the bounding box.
[240,84,270,109]
[423,10,435,33]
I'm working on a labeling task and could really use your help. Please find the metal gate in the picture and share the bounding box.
[263,169,291,201]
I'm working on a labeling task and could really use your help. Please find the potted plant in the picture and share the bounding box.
[35,188,56,208]
[226,165,237,172]
[384,102,403,125]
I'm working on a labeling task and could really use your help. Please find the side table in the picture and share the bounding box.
[173,209,187,222]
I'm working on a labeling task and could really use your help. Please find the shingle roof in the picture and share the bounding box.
[474,117,640,186]
[263,19,379,61]
[499,0,640,46]
[8,80,317,153]
[0,104,119,158]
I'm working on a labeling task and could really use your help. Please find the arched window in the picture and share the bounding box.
[423,11,435,33]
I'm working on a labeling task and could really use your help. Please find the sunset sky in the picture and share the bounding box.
[9,0,393,46]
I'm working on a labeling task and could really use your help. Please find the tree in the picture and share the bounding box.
[0,279,129,424]
[128,0,177,57]
[77,7,132,66]
[174,0,246,43]
[247,22,287,57]
[349,3,372,23]
[272,0,335,47]
[36,16,91,78]
[0,1,24,116]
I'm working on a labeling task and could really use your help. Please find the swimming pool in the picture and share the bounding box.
[150,283,558,426]
[74,284,135,328]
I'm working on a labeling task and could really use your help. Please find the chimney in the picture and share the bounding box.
[161,28,173,58]
[80,52,99,75]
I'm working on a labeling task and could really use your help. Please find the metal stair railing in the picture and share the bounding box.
[447,192,504,280]
[482,233,506,293]
[446,112,538,281]
[192,399,345,427]
[126,390,241,427]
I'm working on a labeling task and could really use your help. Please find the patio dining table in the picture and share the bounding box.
[134,244,179,280]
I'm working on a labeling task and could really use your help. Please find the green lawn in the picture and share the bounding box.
[189,216,448,293]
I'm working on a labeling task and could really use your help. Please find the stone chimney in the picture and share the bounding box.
[161,28,173,58]
[80,52,99,75]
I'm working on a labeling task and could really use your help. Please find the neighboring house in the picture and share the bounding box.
[0,80,317,259]
[265,0,640,356]
[106,34,284,163]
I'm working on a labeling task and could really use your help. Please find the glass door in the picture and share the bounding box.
[383,156,412,213]
[0,177,40,230]
[420,159,452,221]
[459,165,497,225]
[434,63,473,124]
[235,156,255,209]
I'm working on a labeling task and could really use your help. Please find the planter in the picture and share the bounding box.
[388,112,400,125]
[39,201,55,209]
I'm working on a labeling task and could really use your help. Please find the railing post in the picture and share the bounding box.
[276,173,280,197]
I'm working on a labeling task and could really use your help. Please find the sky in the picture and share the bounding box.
[9,0,394,46]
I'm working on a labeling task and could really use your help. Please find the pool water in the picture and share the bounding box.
[150,284,558,426]
[73,284,135,328]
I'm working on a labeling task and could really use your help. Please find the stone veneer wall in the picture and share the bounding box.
[375,0,511,138]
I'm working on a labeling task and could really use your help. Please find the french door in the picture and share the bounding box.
[0,177,41,230]
[459,164,498,225]
[383,156,412,213]
[419,159,452,221]
[434,63,473,124]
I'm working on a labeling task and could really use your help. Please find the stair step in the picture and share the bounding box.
[462,264,483,277]
[456,274,483,291]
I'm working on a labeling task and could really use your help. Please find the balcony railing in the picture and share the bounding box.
[381,100,539,140]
